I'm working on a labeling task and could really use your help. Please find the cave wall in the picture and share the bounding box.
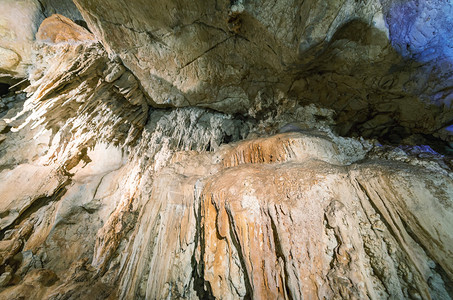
[0,1,452,299]
[0,0,44,80]
[0,0,83,82]
[37,0,83,21]
[73,0,453,143]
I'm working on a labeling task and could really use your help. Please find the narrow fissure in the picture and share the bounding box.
[0,178,71,240]
[226,209,253,300]
[398,213,453,299]
[269,213,294,300]
[191,194,215,300]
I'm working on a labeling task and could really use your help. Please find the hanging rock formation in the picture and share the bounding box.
[72,0,453,143]
[0,1,452,300]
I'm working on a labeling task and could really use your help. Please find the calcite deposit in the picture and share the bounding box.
[72,0,453,142]
[0,1,452,300]
[0,0,44,80]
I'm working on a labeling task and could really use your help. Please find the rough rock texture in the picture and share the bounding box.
[0,0,44,79]
[73,0,453,143]
[38,0,83,22]
[0,3,452,300]
[0,0,83,84]
[36,14,95,44]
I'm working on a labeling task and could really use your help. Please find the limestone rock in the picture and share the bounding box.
[0,272,12,287]
[0,48,20,71]
[38,0,83,22]
[36,14,95,44]
[0,39,451,296]
[0,0,84,82]
[0,1,452,300]
[72,0,453,142]
[0,0,44,78]
[0,164,65,230]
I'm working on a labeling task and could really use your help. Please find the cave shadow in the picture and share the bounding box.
[290,18,453,155]
[0,83,10,97]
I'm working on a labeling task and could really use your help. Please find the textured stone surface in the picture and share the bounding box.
[38,0,83,22]
[36,14,94,44]
[72,0,453,143]
[0,35,450,299]
[0,48,20,71]
[0,0,83,83]
[0,0,44,79]
[0,3,452,300]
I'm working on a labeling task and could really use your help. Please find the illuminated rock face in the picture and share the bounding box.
[382,0,453,63]
[0,4,452,300]
[0,0,44,79]
[72,0,453,143]
[36,14,94,44]
[0,0,83,82]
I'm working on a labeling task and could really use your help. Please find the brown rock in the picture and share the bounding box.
[36,14,94,44]
[0,2,452,300]
[0,272,12,287]
[24,269,59,287]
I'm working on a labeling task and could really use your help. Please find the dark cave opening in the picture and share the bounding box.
[75,20,91,32]
[0,83,10,97]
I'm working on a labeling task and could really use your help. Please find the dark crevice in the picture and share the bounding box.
[269,213,294,300]
[191,194,215,300]
[434,264,453,298]
[0,83,11,97]
[204,141,212,152]
[0,178,71,240]
[0,125,11,134]
[75,20,91,32]
[36,0,48,18]
[225,209,253,300]
[222,134,233,145]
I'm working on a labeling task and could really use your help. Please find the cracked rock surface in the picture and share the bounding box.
[72,0,453,144]
[0,3,452,300]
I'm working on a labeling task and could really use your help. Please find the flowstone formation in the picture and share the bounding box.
[0,1,452,300]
